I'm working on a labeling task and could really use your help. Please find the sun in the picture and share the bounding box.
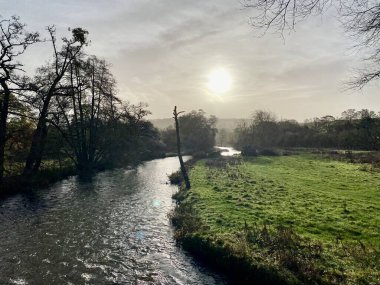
[207,68,232,93]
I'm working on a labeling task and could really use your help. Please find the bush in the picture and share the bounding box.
[192,151,207,159]
[241,145,258,157]
[207,150,222,158]
[169,170,182,185]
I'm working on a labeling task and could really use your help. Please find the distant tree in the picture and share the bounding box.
[107,102,162,165]
[341,109,359,121]
[179,110,217,153]
[244,0,380,88]
[358,108,377,119]
[356,109,380,150]
[217,128,228,146]
[233,120,252,149]
[251,110,278,148]
[0,16,39,181]
[161,126,177,152]
[252,110,276,125]
[233,108,380,151]
[161,110,218,153]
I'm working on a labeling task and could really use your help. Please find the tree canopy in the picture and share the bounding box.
[161,109,217,154]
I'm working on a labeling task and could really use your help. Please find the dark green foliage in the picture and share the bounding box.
[161,127,177,153]
[100,117,165,168]
[179,110,217,153]
[241,145,258,156]
[161,109,217,154]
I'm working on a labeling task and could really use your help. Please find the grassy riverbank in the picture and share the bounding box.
[171,153,380,284]
[0,160,76,198]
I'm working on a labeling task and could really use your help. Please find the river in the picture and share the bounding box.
[215,147,241,157]
[0,157,228,285]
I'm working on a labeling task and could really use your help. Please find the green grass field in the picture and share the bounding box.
[173,153,380,284]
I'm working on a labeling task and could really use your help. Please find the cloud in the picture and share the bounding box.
[1,0,379,120]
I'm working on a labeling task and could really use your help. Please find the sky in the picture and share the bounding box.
[1,0,380,120]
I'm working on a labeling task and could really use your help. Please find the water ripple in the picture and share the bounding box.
[0,157,228,284]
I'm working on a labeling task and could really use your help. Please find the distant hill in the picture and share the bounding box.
[150,118,250,130]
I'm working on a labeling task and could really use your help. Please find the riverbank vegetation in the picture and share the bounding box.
[171,153,380,284]
[161,109,217,155]
[232,109,380,151]
[0,13,218,196]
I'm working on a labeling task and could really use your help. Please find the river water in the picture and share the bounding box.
[0,157,228,285]
[215,147,241,157]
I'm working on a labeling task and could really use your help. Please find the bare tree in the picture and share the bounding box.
[23,26,88,176]
[49,55,118,177]
[244,0,380,88]
[0,16,39,182]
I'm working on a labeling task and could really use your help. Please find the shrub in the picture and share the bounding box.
[169,202,202,239]
[192,151,207,159]
[241,145,258,157]
[169,170,182,185]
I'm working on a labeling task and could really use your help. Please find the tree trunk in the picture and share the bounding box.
[0,81,10,182]
[173,106,190,189]
[23,108,49,176]
[23,79,60,176]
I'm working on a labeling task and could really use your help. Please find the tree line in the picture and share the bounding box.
[233,109,380,151]
[0,16,163,188]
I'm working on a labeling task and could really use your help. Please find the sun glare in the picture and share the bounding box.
[207,68,232,93]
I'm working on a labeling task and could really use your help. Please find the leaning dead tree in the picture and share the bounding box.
[173,106,190,189]
[243,0,380,88]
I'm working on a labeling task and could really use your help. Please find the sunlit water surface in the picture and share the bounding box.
[0,157,228,285]
[215,147,241,157]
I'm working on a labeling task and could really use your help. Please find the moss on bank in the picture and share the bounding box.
[170,153,380,285]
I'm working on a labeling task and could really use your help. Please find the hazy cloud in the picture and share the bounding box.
[1,0,379,120]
